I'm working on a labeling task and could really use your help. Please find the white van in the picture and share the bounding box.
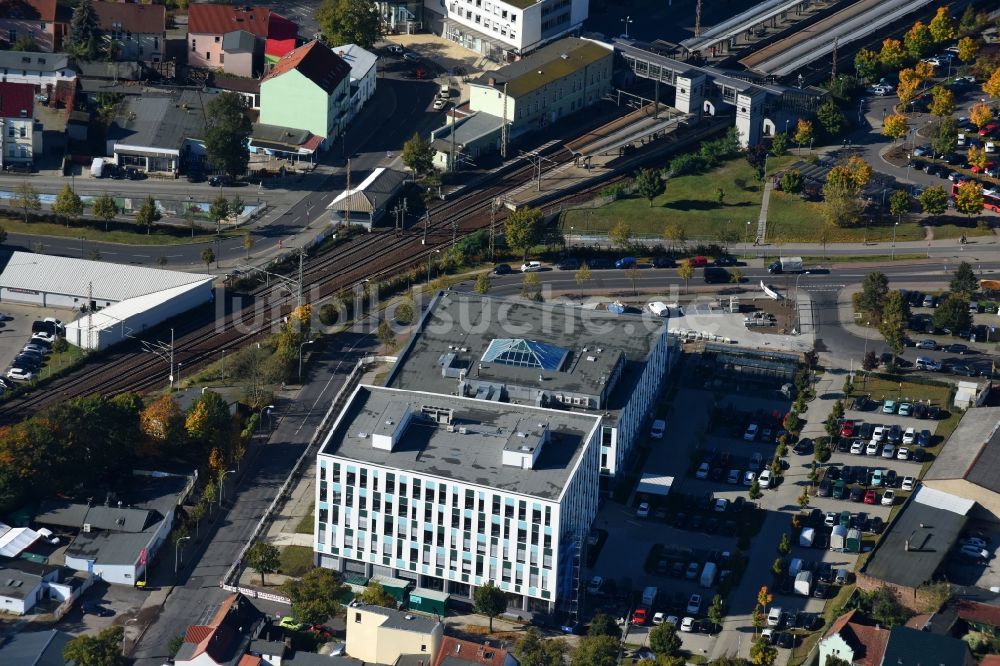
[90,157,105,178]
[649,419,666,439]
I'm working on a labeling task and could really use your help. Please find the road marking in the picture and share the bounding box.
[133,254,151,258]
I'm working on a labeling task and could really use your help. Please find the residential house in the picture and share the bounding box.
[0,81,41,169]
[92,2,165,62]
[34,472,193,585]
[174,593,264,666]
[954,599,1000,637]
[0,51,76,90]
[187,5,296,77]
[923,406,1000,522]
[467,37,612,138]
[207,72,261,110]
[424,0,588,61]
[259,40,351,148]
[430,111,502,170]
[432,637,519,666]
[325,167,407,228]
[76,61,144,101]
[344,602,443,665]
[105,88,217,174]
[249,124,323,167]
[880,625,975,666]
[0,630,74,664]
[332,44,377,120]
[0,562,79,616]
[0,0,65,52]
[818,610,889,666]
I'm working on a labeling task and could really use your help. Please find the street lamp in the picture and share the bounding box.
[176,361,183,389]
[891,222,899,260]
[174,536,191,573]
[621,16,633,39]
[426,249,441,282]
[261,404,275,432]
[298,339,314,383]
[219,469,237,507]
[744,221,752,258]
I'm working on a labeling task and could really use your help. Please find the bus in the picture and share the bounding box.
[952,182,1000,213]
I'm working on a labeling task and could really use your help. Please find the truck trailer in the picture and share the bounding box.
[767,257,804,274]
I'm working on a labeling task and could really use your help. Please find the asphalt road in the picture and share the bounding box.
[130,330,375,666]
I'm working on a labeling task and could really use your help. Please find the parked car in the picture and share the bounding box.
[520,261,542,272]
[882,490,896,506]
[493,263,512,275]
[81,602,115,617]
[636,502,650,518]
[557,258,580,270]
[686,594,702,614]
[615,256,637,269]
[882,400,897,414]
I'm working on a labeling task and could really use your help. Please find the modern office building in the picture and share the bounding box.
[315,384,602,612]
[386,291,677,480]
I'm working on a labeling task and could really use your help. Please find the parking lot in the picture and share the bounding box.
[0,303,75,383]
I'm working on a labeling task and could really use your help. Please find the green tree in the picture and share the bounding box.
[52,184,84,226]
[933,295,972,333]
[878,290,910,357]
[474,272,490,294]
[707,595,725,632]
[245,542,280,586]
[522,272,541,299]
[822,166,864,228]
[63,625,124,666]
[395,298,414,325]
[929,86,955,118]
[777,532,791,555]
[817,99,845,136]
[377,320,397,353]
[928,6,956,43]
[280,567,348,624]
[402,132,435,176]
[749,479,762,500]
[919,185,949,216]
[588,612,619,638]
[11,181,41,223]
[957,36,980,62]
[504,207,543,261]
[473,581,508,632]
[514,628,566,666]
[781,169,802,193]
[958,4,978,36]
[770,132,789,156]
[904,20,934,58]
[575,263,592,287]
[201,248,216,271]
[648,623,682,657]
[360,582,397,608]
[209,196,231,229]
[677,260,693,293]
[572,635,619,666]
[868,585,912,627]
[92,192,117,231]
[67,0,99,59]
[663,222,687,250]
[825,656,852,666]
[932,117,958,157]
[889,190,910,224]
[797,486,810,509]
[316,0,382,48]
[635,167,665,206]
[609,221,633,249]
[135,195,161,234]
[854,47,880,81]
[749,634,777,666]
[951,262,978,296]
[858,271,890,321]
[204,92,252,178]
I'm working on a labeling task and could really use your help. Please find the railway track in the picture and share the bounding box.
[0,122,617,419]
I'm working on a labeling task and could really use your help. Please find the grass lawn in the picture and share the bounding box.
[562,156,796,239]
[929,222,996,239]
[766,192,925,243]
[42,344,86,379]
[853,376,952,407]
[279,545,314,577]
[295,503,315,534]
[0,216,240,246]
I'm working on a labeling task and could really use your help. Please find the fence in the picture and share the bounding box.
[219,354,390,598]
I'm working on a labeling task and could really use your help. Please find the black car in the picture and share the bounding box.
[793,438,814,455]
[869,516,885,534]
[818,563,834,583]
[850,487,864,502]
[704,267,730,283]
[15,355,42,370]
[817,479,832,497]
[81,602,114,617]
[914,403,928,419]
[813,583,830,598]
[948,343,969,354]
[777,632,795,649]
[927,405,942,420]
[125,167,146,180]
[557,258,580,270]
[705,517,720,533]
[493,263,512,275]
[951,364,979,377]
[852,395,876,411]
[689,514,703,531]
[652,256,676,268]
[837,438,851,453]
[186,170,206,183]
[887,424,903,443]
[859,422,875,440]
[911,448,926,462]
[907,291,924,307]
[714,255,738,266]
[826,466,841,481]
[210,175,234,187]
[587,258,611,270]
[885,469,898,487]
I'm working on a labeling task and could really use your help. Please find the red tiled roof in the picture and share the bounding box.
[981,656,1000,666]
[239,656,263,666]
[955,599,1000,627]
[183,625,214,646]
[434,637,512,666]
[823,610,890,666]
[188,4,269,37]
[209,593,240,626]
[92,2,164,34]
[263,40,350,95]
[0,82,35,119]
[0,0,57,22]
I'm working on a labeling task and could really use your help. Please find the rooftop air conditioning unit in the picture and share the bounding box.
[83,523,91,533]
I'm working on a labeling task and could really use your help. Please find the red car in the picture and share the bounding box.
[840,421,855,438]
[864,489,878,505]
[979,123,998,137]
[972,162,996,174]
[689,256,709,267]
[632,608,648,625]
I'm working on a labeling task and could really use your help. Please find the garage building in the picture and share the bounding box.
[923,406,1000,523]
[0,251,213,350]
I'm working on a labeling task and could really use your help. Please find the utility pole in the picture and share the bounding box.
[452,219,458,248]
[345,158,352,227]
[695,0,702,37]
[450,105,457,172]
[489,199,497,260]
[831,37,838,81]
[501,82,509,160]
[87,281,93,350]
[297,249,304,307]
[422,211,429,245]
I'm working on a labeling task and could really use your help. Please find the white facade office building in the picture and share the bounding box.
[386,291,678,481]
[315,385,602,612]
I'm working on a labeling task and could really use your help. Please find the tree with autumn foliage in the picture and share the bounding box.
[929,86,955,118]
[896,69,921,106]
[914,60,935,83]
[845,155,873,188]
[139,394,185,458]
[928,6,955,44]
[883,113,909,142]
[185,391,232,460]
[970,103,993,130]
[793,119,813,153]
[904,21,934,59]
[983,69,1000,100]
[954,180,984,219]
[879,38,906,69]
[968,145,989,171]
[957,36,979,63]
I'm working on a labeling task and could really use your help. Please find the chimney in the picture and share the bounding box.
[488,77,496,86]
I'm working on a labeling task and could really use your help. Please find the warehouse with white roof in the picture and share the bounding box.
[0,251,214,350]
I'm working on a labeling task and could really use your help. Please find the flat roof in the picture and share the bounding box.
[0,630,73,665]
[431,112,502,152]
[320,386,600,500]
[65,279,212,336]
[352,601,441,633]
[386,291,664,406]
[862,487,972,589]
[108,89,217,152]
[0,250,212,303]
[925,406,1000,492]
[472,38,611,98]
